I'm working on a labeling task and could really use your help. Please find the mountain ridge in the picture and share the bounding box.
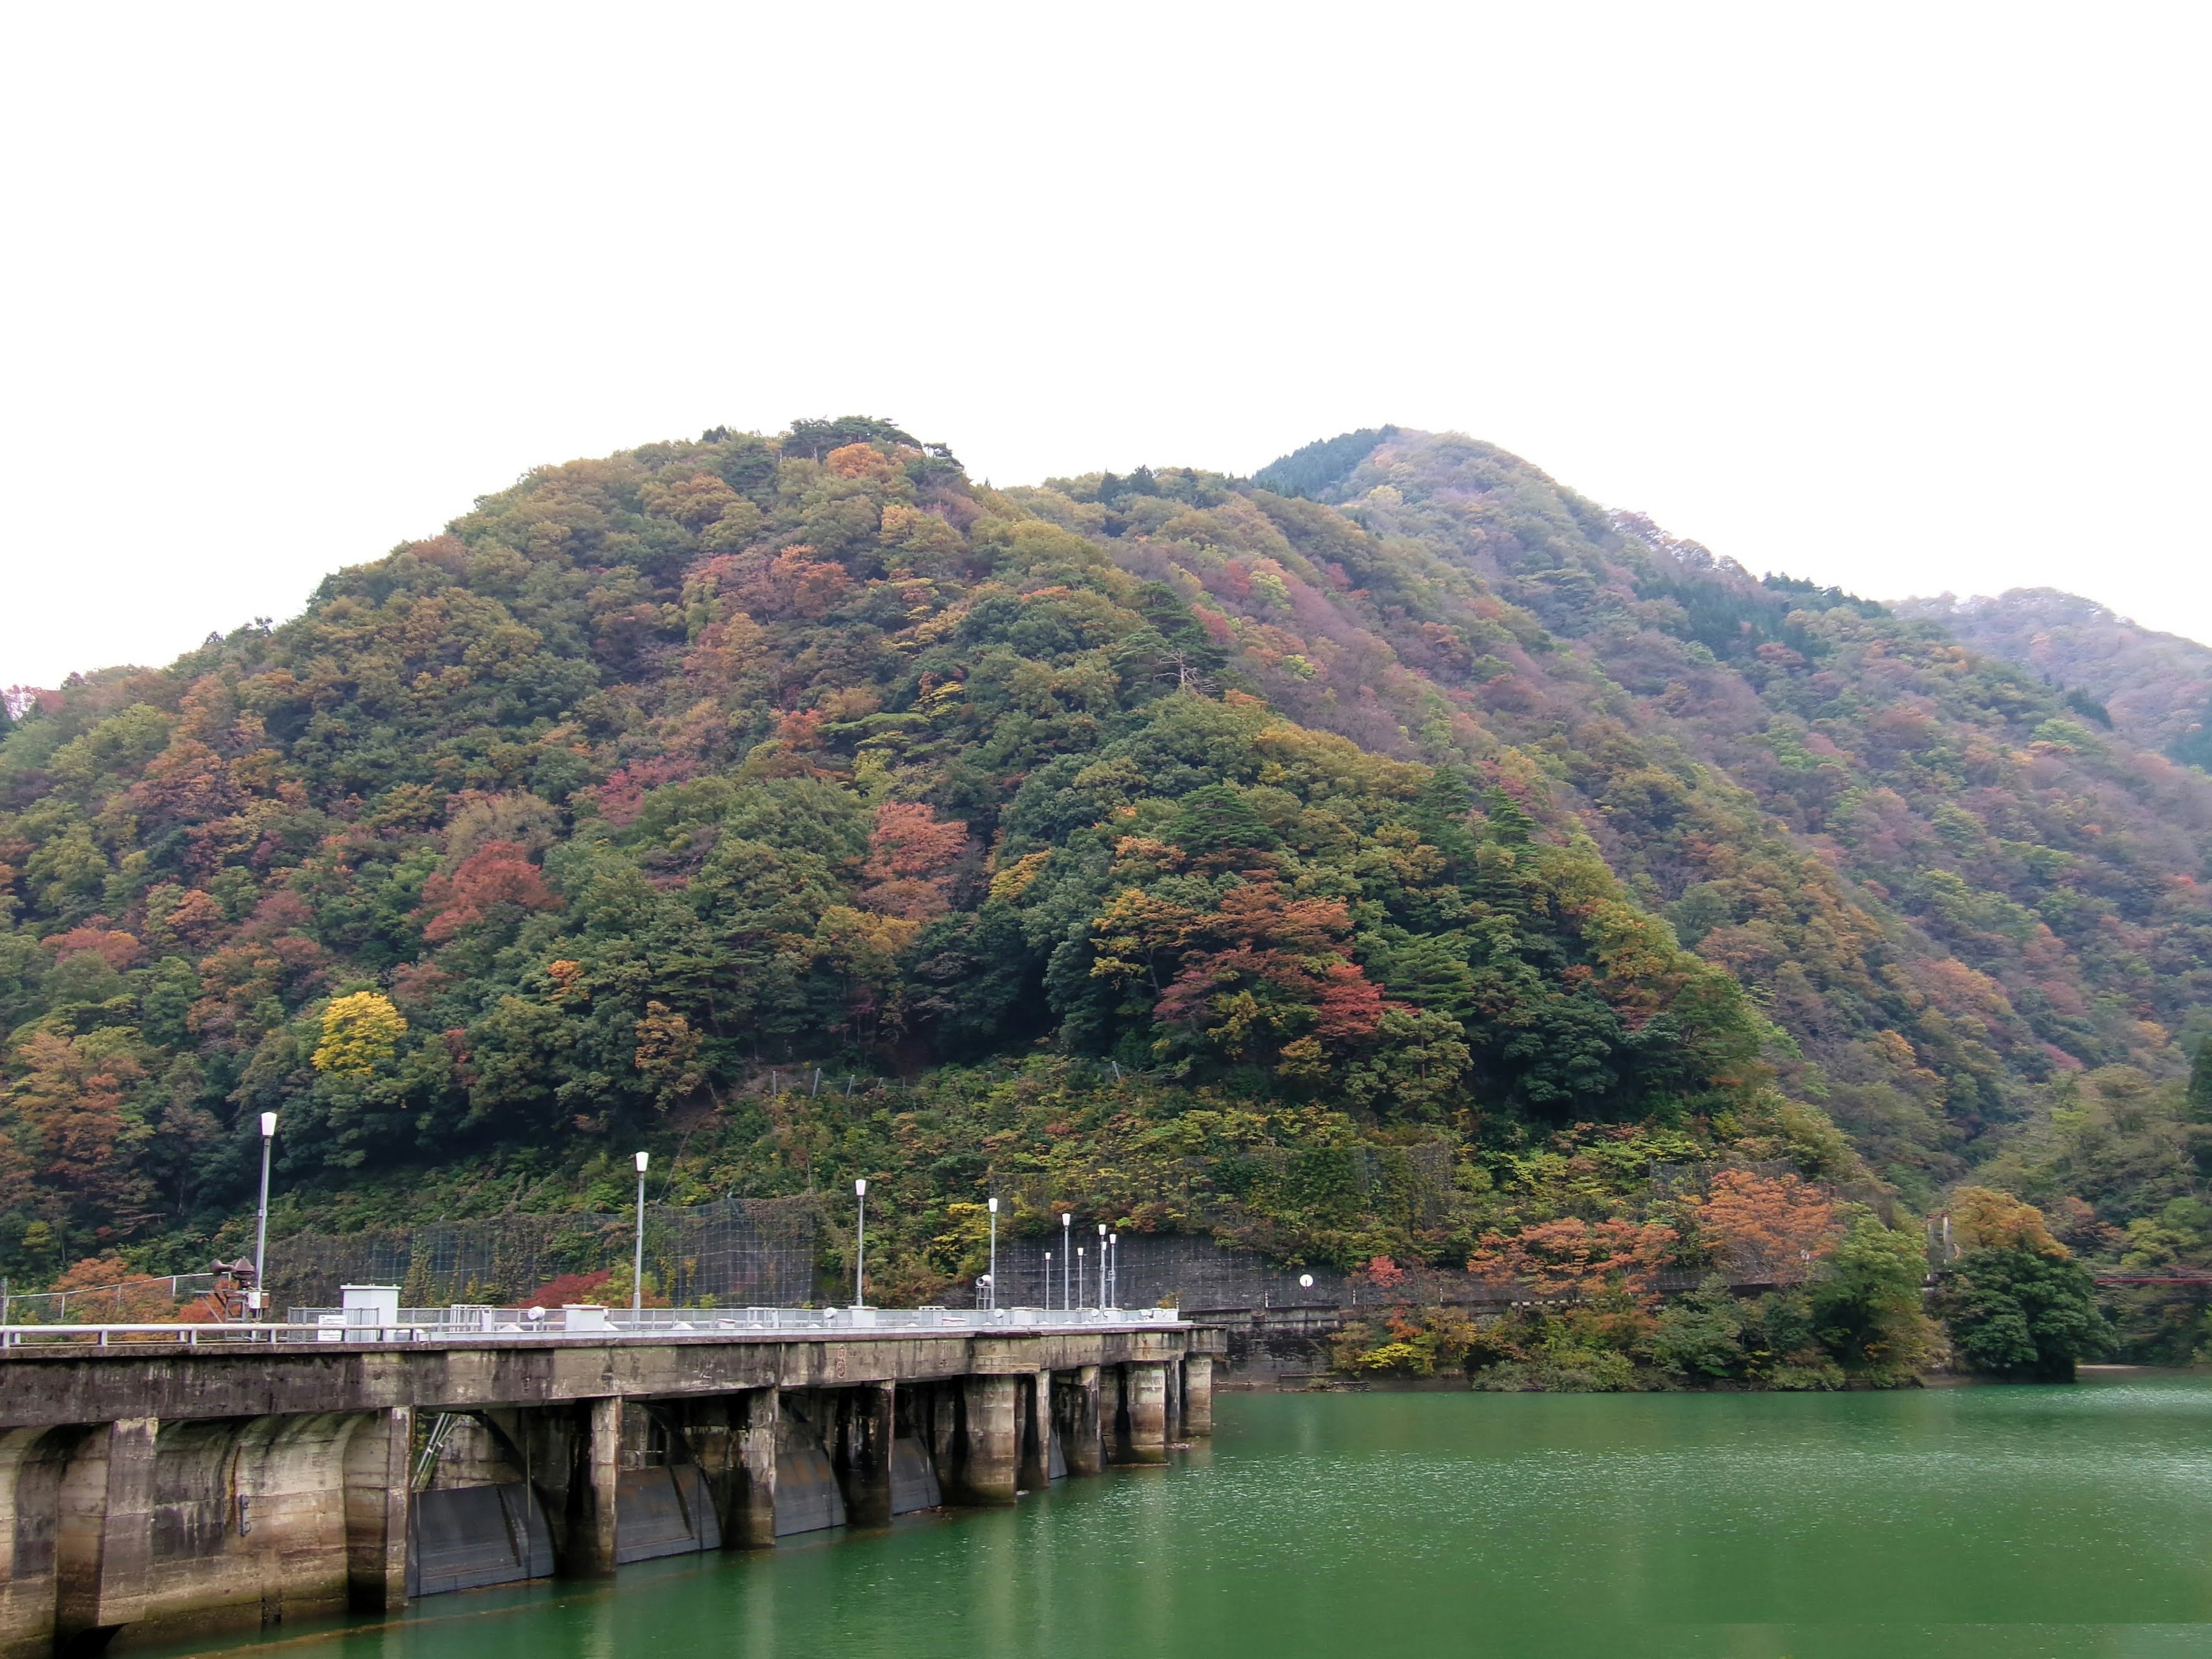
[2,419,2206,1361]
[1892,587,2212,768]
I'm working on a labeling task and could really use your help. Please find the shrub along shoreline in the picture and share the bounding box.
[1328,1186,2107,1390]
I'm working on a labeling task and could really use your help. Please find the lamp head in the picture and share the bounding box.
[634,1151,649,1173]
[855,1177,868,1197]
[1099,1222,1107,1237]
[1061,1212,1071,1229]
[259,1111,278,1138]
[988,1196,998,1213]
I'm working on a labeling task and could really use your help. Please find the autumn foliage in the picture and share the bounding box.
[415,841,560,942]
[1,411,2202,1350]
[1466,1217,1680,1302]
[1946,1185,2065,1257]
[858,801,966,919]
[1684,1170,1841,1285]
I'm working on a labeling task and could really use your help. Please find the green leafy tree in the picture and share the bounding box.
[1651,1277,1748,1379]
[1937,1247,2107,1380]
[1808,1215,1934,1382]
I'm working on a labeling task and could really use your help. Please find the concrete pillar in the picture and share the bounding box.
[1103,1365,1128,1464]
[837,1384,894,1528]
[731,1387,778,1548]
[1017,1372,1053,1490]
[1126,1363,1169,1464]
[55,1416,158,1643]
[950,1376,1018,1505]
[1183,1355,1215,1437]
[565,1398,622,1577]
[0,1426,70,1659]
[1060,1365,1104,1476]
[930,1384,959,1473]
[342,1408,411,1613]
[1164,1357,1184,1444]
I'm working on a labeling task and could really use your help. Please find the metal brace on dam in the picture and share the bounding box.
[0,1306,1224,1656]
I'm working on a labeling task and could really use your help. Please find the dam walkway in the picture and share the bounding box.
[0,1306,1221,1657]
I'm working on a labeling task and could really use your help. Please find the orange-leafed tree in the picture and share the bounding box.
[1684,1169,1841,1285]
[858,801,967,920]
[1467,1217,1680,1303]
[48,1253,183,1321]
[4,1032,154,1236]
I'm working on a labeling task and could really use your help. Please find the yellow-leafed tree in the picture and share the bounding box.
[312,991,408,1077]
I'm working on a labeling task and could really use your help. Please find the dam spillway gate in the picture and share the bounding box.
[0,1313,1221,1656]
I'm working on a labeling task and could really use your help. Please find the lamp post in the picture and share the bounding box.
[632,1152,649,1317]
[253,1112,276,1320]
[1061,1211,1071,1310]
[987,1196,999,1310]
[1044,1252,1052,1310]
[1109,1231,1119,1310]
[854,1178,868,1308]
[1097,1224,1108,1310]
[1077,1246,1085,1309]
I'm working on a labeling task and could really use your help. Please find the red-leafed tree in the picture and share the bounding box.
[1094,878,1391,1074]
[41,928,144,972]
[415,841,562,942]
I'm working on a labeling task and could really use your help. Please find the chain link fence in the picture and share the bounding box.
[1,1273,222,1325]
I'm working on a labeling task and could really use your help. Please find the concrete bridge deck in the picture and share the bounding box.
[0,1314,1222,1657]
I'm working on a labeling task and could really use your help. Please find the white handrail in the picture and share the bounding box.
[0,1305,1185,1350]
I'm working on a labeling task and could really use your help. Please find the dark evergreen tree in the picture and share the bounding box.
[1168,785,1277,855]
[1937,1248,2107,1380]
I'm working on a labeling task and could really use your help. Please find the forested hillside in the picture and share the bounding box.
[1894,589,2212,770]
[3,419,2208,1363]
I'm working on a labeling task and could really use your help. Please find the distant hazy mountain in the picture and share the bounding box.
[1894,589,2212,768]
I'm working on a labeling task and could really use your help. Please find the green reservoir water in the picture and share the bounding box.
[160,1376,2212,1659]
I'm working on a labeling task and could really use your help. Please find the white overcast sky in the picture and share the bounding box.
[2,3,2206,688]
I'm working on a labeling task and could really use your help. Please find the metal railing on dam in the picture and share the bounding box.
[0,1308,1222,1659]
[0,1304,1183,1349]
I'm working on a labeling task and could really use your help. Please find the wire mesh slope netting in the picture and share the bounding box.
[265,1195,819,1310]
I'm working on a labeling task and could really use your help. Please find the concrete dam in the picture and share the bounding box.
[0,1308,1222,1657]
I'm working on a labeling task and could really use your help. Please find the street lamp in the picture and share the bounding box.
[1077,1245,1085,1309]
[632,1152,649,1316]
[854,1178,868,1308]
[1109,1232,1119,1310]
[1061,1211,1071,1310]
[253,1112,276,1320]
[1044,1252,1052,1310]
[987,1196,999,1310]
[1097,1224,1107,1310]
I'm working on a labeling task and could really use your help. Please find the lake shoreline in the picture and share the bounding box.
[1224,1361,2210,1394]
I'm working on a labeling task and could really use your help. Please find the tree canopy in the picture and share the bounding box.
[0,421,2206,1349]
